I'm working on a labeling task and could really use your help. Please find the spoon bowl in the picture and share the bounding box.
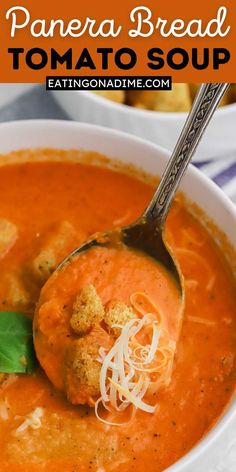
[57,83,229,304]
[58,219,182,293]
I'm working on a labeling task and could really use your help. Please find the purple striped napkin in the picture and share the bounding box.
[194,155,236,204]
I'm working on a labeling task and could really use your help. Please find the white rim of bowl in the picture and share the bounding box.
[0,118,235,471]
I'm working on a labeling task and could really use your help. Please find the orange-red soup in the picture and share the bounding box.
[0,150,235,472]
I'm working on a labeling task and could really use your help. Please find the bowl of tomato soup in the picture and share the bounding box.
[0,119,235,472]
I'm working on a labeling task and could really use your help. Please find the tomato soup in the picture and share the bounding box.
[0,149,235,472]
[34,244,182,405]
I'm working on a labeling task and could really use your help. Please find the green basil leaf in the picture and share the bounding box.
[0,311,37,374]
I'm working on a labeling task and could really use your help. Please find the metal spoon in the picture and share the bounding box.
[58,83,229,296]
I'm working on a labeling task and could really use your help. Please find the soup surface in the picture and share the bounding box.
[34,243,182,406]
[0,150,235,472]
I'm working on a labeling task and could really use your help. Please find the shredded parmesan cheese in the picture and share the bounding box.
[15,407,44,435]
[175,248,215,291]
[95,312,175,425]
[185,279,199,289]
[0,398,10,421]
[188,316,216,327]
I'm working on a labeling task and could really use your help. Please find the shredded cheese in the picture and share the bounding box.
[95,313,175,426]
[109,378,155,413]
[185,279,199,289]
[0,398,10,421]
[175,248,215,291]
[130,292,163,324]
[15,407,44,435]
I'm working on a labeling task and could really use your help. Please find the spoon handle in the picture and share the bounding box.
[144,83,229,229]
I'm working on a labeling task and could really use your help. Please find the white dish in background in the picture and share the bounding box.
[0,119,235,471]
[53,91,236,162]
[0,84,34,108]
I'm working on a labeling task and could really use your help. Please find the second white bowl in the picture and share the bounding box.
[53,91,236,162]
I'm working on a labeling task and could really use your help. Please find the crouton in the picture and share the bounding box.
[32,221,81,283]
[232,84,236,101]
[2,272,30,311]
[70,285,104,335]
[65,339,100,405]
[64,326,112,406]
[93,90,125,104]
[104,300,136,337]
[0,218,18,259]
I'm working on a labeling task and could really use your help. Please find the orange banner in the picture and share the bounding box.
[0,0,235,82]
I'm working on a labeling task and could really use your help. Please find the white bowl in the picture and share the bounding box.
[0,119,235,471]
[53,91,236,162]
